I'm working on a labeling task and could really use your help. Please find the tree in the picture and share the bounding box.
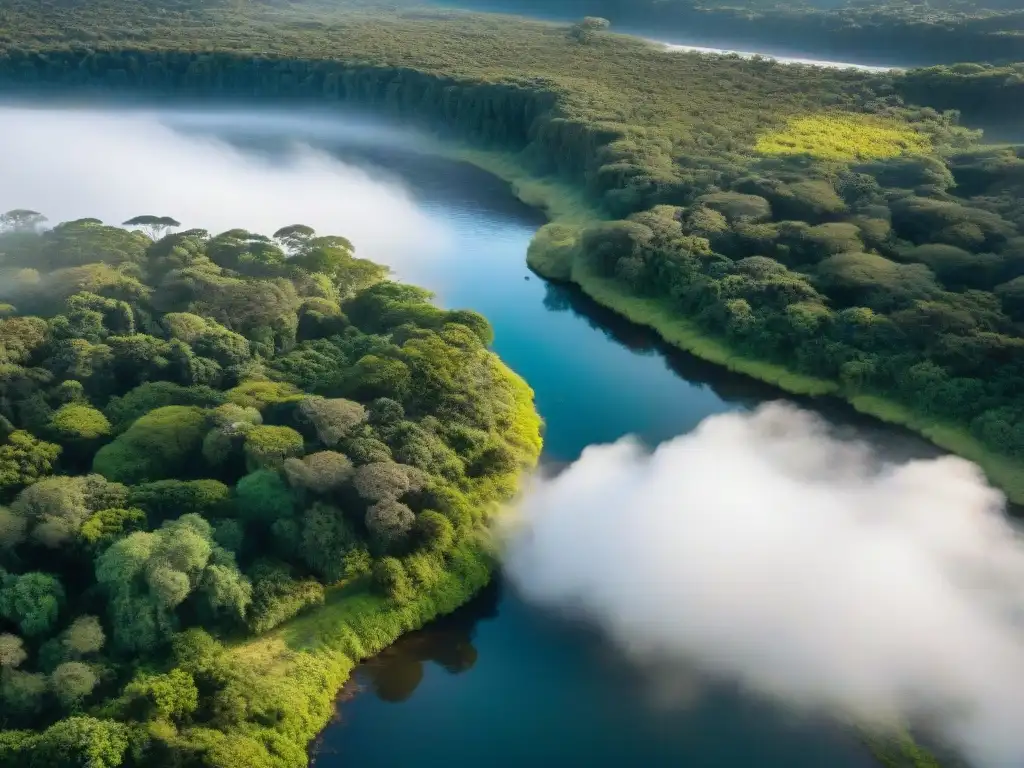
[568,16,610,44]
[1,670,47,719]
[0,431,61,497]
[125,669,198,722]
[0,632,26,669]
[353,462,419,502]
[51,661,98,708]
[95,515,244,652]
[243,425,304,470]
[104,381,224,433]
[0,209,46,233]
[272,224,316,254]
[50,403,112,442]
[11,476,91,548]
[296,396,366,447]
[371,557,413,603]
[32,717,129,768]
[93,406,210,484]
[0,505,27,551]
[123,214,181,240]
[298,502,360,582]
[365,499,415,551]
[0,571,65,637]
[283,451,354,495]
[62,616,105,657]
[416,510,455,552]
[234,470,295,525]
[129,479,232,524]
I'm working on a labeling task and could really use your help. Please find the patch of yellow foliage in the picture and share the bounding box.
[755,114,931,161]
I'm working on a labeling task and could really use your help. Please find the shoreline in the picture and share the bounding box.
[435,141,1024,505]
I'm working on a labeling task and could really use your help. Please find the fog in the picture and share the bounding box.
[504,403,1024,768]
[0,105,448,274]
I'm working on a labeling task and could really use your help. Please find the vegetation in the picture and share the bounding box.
[754,115,932,162]
[0,212,542,766]
[454,0,1024,65]
[0,1,1022,763]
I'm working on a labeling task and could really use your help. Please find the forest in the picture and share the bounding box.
[452,0,1024,64]
[1,0,1022,497]
[0,212,542,766]
[0,0,1024,761]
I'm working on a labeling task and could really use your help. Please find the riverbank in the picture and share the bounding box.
[443,141,1024,505]
[217,355,541,767]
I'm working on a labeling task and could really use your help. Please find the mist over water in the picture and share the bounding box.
[505,403,1024,768]
[0,105,448,274]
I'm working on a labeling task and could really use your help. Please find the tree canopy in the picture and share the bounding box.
[0,213,541,765]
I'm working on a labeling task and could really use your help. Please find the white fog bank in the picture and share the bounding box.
[0,105,448,271]
[504,403,1024,768]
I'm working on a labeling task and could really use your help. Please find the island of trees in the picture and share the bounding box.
[0,213,542,766]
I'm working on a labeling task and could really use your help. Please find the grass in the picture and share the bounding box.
[570,259,839,396]
[755,113,933,161]
[850,395,1024,503]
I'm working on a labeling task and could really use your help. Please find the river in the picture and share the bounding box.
[1,104,940,767]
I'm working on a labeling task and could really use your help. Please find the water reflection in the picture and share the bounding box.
[358,582,500,704]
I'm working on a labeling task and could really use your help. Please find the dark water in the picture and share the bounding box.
[192,123,939,768]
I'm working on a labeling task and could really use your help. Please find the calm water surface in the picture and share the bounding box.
[185,122,934,768]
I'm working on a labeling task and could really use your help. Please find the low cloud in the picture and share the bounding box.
[0,104,448,272]
[504,403,1024,768]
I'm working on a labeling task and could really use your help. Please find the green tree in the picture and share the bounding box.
[296,396,366,447]
[283,451,354,495]
[123,214,181,240]
[50,403,112,441]
[32,717,129,768]
[0,571,65,637]
[0,431,61,498]
[50,662,98,709]
[0,632,27,669]
[234,470,295,526]
[62,616,105,657]
[243,425,304,470]
[125,669,198,722]
[93,406,209,484]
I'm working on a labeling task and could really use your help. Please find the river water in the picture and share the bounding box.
[254,122,931,768]
[1,104,938,767]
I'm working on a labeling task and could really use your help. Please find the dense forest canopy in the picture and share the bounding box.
[448,0,1024,64]
[1,0,1024,763]
[0,211,542,766]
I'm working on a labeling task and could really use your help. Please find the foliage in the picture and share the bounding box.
[755,114,932,162]
[92,407,209,484]
[0,432,61,500]
[50,404,112,442]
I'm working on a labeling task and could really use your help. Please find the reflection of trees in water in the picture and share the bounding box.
[361,580,501,703]
[541,281,780,409]
[540,281,943,463]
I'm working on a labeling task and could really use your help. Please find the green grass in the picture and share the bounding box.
[851,395,1024,502]
[571,259,839,396]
